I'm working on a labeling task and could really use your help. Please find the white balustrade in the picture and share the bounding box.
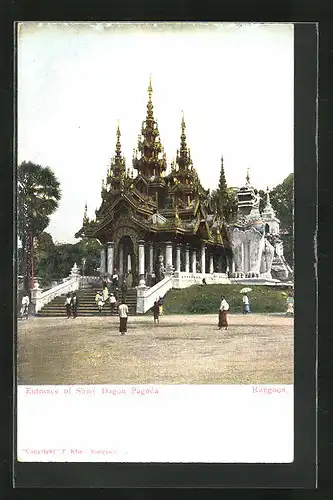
[172,272,231,289]
[31,276,81,313]
[136,276,173,314]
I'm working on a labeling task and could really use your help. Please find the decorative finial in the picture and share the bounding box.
[266,186,271,206]
[115,122,121,156]
[181,110,185,129]
[83,202,88,224]
[246,167,250,186]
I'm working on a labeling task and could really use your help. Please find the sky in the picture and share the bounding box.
[17,22,294,244]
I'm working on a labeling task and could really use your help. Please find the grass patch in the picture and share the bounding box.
[161,284,289,315]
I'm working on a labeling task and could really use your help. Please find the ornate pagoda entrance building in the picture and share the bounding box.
[76,78,232,310]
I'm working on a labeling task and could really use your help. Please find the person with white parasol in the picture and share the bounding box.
[240,287,252,314]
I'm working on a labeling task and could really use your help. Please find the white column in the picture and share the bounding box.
[192,249,196,274]
[201,245,206,274]
[149,243,154,275]
[176,244,181,273]
[138,240,146,286]
[119,243,124,277]
[100,246,106,276]
[165,241,173,274]
[226,254,230,274]
[107,241,115,276]
[127,253,132,272]
[209,254,214,274]
[185,244,190,273]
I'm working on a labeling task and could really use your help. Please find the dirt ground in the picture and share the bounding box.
[17,314,293,385]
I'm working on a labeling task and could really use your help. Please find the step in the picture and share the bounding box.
[37,286,138,317]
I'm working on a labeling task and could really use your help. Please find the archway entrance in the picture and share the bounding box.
[118,235,137,287]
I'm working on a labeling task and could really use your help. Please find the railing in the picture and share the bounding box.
[136,276,173,314]
[31,277,81,313]
[173,272,231,288]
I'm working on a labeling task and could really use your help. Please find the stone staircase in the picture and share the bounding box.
[36,287,138,317]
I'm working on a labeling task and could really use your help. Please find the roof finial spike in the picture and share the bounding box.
[115,121,121,155]
[266,186,271,206]
[83,202,88,223]
[246,167,251,186]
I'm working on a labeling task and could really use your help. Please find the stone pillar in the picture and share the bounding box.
[119,243,124,278]
[192,249,197,274]
[176,244,181,274]
[138,240,146,286]
[201,245,206,274]
[30,280,42,313]
[165,241,173,274]
[127,253,132,272]
[232,258,236,274]
[209,254,214,274]
[148,242,154,275]
[107,241,115,276]
[100,246,106,276]
[185,244,190,273]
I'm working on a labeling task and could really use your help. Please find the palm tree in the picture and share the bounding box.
[18,161,61,292]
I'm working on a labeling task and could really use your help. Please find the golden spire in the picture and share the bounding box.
[115,120,121,156]
[180,111,187,151]
[147,75,153,120]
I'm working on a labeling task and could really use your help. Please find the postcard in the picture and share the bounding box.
[16,21,298,475]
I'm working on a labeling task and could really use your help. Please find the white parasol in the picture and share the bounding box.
[239,287,252,294]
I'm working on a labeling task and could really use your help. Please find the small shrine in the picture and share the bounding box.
[229,169,291,282]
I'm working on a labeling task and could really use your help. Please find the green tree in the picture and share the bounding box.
[34,236,101,288]
[270,173,294,267]
[18,161,61,291]
[75,238,101,276]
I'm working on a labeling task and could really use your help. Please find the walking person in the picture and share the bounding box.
[20,292,30,320]
[103,284,109,303]
[153,300,160,325]
[112,270,119,291]
[158,296,164,316]
[218,295,229,330]
[95,291,104,313]
[109,292,117,315]
[243,293,250,314]
[118,299,129,335]
[65,292,72,319]
[71,292,79,319]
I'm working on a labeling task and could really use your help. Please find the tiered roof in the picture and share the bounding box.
[76,77,228,247]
